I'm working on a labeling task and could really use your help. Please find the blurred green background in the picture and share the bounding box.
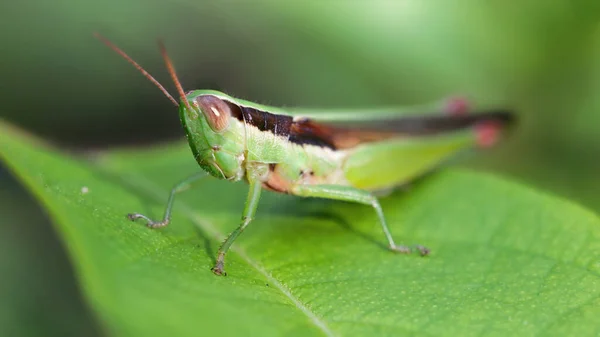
[1,0,600,335]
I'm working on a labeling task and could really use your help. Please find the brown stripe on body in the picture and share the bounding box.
[326,111,514,134]
[221,96,514,151]
[226,103,292,137]
[288,119,337,149]
[225,101,337,149]
[325,110,515,149]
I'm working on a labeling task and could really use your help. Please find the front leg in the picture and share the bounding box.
[291,184,429,256]
[212,176,263,276]
[128,172,207,228]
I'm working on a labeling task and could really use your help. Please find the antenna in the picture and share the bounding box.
[94,33,179,107]
[157,40,195,115]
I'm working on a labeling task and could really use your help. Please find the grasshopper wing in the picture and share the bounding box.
[301,108,515,191]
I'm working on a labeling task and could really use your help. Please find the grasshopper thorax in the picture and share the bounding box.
[179,91,246,182]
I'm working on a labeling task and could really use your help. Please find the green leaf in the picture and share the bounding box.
[1,119,600,337]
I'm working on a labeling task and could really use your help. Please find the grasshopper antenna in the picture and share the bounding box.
[157,40,194,115]
[94,33,179,107]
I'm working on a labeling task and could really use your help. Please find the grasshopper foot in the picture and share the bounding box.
[211,261,227,276]
[415,245,430,256]
[212,252,228,276]
[390,244,430,256]
[126,213,169,228]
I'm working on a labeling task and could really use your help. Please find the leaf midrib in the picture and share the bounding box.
[111,170,337,337]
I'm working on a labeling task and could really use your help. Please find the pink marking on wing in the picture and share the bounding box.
[445,97,470,116]
[476,121,502,148]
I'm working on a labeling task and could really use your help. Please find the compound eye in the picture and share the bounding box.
[194,95,231,132]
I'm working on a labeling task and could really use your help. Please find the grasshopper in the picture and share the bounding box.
[97,34,514,276]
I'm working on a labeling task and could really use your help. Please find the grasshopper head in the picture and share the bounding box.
[94,36,246,181]
[179,91,246,181]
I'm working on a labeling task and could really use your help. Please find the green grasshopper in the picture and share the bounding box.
[97,34,514,276]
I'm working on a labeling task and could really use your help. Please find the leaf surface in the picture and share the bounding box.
[1,120,599,336]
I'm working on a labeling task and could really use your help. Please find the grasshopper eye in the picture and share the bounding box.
[194,95,231,132]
